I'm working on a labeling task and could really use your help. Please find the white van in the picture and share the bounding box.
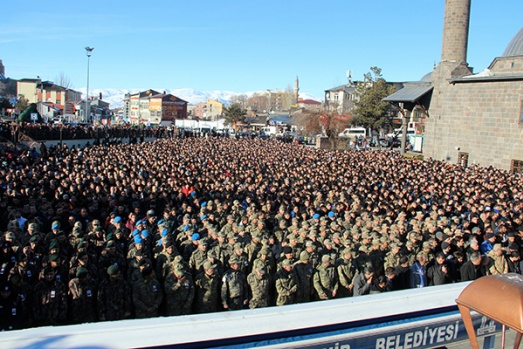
[387,128,416,138]
[259,126,277,136]
[338,127,367,138]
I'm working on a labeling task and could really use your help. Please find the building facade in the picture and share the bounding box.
[192,102,206,120]
[127,90,187,125]
[324,82,358,115]
[149,94,188,124]
[17,79,82,105]
[424,0,523,172]
[17,79,82,121]
[297,99,322,111]
[205,99,224,120]
[128,90,159,125]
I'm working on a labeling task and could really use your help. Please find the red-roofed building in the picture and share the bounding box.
[298,99,322,111]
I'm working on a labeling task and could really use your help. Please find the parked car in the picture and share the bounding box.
[276,131,296,143]
[239,130,258,138]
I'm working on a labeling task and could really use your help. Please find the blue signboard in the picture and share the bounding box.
[297,313,499,349]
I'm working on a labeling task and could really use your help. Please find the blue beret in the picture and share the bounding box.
[161,229,169,237]
[157,219,165,225]
[113,216,122,223]
[132,229,140,237]
[313,213,320,219]
[201,201,207,207]
[52,223,60,230]
[328,211,335,218]
[141,230,150,238]
[191,233,200,241]
[134,236,143,244]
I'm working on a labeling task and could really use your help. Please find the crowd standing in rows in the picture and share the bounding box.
[0,122,162,144]
[0,134,522,331]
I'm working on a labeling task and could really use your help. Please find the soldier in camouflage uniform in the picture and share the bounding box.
[304,240,321,270]
[221,256,248,310]
[32,267,68,326]
[313,254,339,300]
[9,273,32,329]
[219,215,236,236]
[164,264,194,316]
[246,266,270,309]
[193,260,221,314]
[211,232,229,266]
[244,233,263,269]
[189,238,208,275]
[155,240,178,282]
[132,266,163,319]
[336,248,359,298]
[274,259,297,306]
[0,281,22,331]
[383,243,402,270]
[230,243,250,274]
[252,247,275,277]
[68,250,99,284]
[97,241,126,279]
[294,251,314,303]
[97,265,131,321]
[68,267,98,324]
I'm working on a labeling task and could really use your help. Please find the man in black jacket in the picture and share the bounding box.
[460,252,486,281]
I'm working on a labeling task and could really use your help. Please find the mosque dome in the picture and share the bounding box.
[502,26,523,57]
[420,72,433,82]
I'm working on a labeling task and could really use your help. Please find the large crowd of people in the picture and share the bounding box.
[0,122,161,143]
[0,134,522,331]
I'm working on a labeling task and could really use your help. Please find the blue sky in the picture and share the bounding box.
[2,1,522,100]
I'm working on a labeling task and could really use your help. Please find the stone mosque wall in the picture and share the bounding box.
[424,77,523,170]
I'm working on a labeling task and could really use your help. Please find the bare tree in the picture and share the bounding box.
[230,94,248,108]
[54,72,73,89]
[246,93,269,113]
[293,103,349,149]
[280,85,295,111]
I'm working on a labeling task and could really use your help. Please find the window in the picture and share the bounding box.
[520,100,523,123]
[512,160,523,174]
[458,152,469,167]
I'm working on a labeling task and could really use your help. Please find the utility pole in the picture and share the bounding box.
[85,46,94,123]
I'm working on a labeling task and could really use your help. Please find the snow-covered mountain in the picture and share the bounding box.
[77,87,320,109]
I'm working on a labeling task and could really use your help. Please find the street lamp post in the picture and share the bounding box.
[85,46,94,123]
